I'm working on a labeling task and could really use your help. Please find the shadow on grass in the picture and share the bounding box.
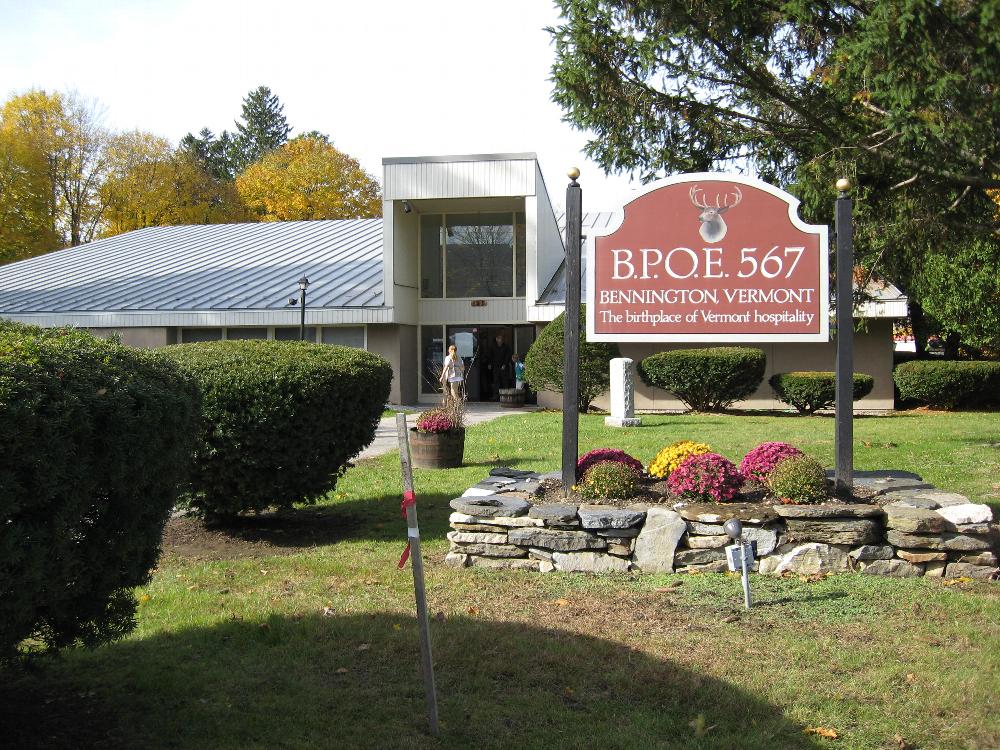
[3,613,828,750]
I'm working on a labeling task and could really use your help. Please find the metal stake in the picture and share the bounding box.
[834,179,854,495]
[740,542,753,610]
[562,168,582,496]
[396,413,439,736]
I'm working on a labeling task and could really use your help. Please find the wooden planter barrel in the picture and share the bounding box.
[409,427,465,468]
[498,387,526,408]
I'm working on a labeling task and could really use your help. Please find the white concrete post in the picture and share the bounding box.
[605,357,641,427]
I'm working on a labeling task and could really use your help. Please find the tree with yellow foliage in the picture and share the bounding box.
[236,135,380,221]
[100,132,246,236]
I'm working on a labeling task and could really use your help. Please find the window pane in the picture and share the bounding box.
[181,328,222,342]
[420,214,443,298]
[420,325,444,395]
[445,213,513,298]
[515,211,526,297]
[322,327,365,348]
[275,327,317,341]
[227,328,267,340]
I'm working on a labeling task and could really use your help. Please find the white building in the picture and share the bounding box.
[0,153,906,410]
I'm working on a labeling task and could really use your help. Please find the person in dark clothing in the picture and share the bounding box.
[488,333,512,397]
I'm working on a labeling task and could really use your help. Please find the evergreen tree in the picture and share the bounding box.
[231,86,291,173]
[178,127,236,181]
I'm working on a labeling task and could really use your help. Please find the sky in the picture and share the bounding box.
[0,0,642,210]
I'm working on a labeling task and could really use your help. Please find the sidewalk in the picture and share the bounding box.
[356,402,539,460]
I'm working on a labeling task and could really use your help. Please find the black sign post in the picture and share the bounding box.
[562,168,582,495]
[834,178,854,495]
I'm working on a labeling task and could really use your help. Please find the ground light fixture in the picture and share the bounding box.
[724,518,755,610]
[297,276,310,341]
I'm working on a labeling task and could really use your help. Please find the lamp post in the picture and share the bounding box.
[724,518,754,610]
[298,276,310,341]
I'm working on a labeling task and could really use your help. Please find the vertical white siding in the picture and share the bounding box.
[385,159,536,200]
[534,165,565,304]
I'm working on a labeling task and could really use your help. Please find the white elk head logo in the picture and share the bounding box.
[689,185,743,243]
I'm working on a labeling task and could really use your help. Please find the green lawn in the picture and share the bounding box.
[5,411,999,749]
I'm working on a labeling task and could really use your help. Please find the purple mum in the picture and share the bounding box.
[667,453,743,503]
[738,442,804,483]
[577,448,644,479]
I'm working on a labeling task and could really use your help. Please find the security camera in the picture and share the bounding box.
[288,297,298,306]
[401,200,413,214]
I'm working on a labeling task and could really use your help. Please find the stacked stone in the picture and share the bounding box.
[672,504,780,573]
[447,495,647,573]
[881,489,997,579]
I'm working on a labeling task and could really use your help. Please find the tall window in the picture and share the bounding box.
[420,212,525,298]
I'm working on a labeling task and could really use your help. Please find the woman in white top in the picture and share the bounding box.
[439,344,465,403]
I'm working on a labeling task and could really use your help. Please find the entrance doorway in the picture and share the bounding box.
[444,324,536,401]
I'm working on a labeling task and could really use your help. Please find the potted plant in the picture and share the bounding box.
[410,400,466,468]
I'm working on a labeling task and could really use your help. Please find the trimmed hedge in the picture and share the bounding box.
[638,347,766,412]
[163,340,392,517]
[523,305,620,413]
[769,371,875,414]
[0,322,199,658]
[893,360,1000,409]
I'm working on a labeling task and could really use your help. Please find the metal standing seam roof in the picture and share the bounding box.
[537,211,622,304]
[0,219,385,314]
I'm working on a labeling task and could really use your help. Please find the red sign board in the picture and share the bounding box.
[586,173,829,342]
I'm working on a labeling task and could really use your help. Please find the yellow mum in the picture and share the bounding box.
[648,440,712,478]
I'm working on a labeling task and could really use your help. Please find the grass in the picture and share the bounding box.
[4,410,999,749]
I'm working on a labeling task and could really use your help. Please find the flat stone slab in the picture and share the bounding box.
[444,552,469,568]
[850,545,895,561]
[768,542,850,575]
[774,503,881,519]
[886,530,993,552]
[687,521,726,535]
[528,503,578,524]
[951,551,998,566]
[461,487,498,498]
[897,549,948,563]
[884,506,949,534]
[685,534,729,549]
[936,503,993,525]
[577,504,646,530]
[450,496,530,518]
[596,527,640,538]
[674,547,727,565]
[945,562,998,579]
[633,508,687,573]
[452,522,514,533]
[507,527,607,552]
[784,518,881,546]
[677,560,730,574]
[449,542,527,558]
[862,559,923,578]
[835,471,934,495]
[743,526,780,556]
[552,551,630,573]
[882,488,970,509]
[676,503,778,524]
[447,531,508,544]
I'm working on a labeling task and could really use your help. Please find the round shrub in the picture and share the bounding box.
[767,455,829,504]
[0,322,199,659]
[738,442,804,483]
[523,305,620,413]
[577,448,644,479]
[648,440,711,479]
[638,347,766,411]
[579,460,640,500]
[769,371,875,414]
[893,360,1000,409]
[163,340,392,518]
[667,453,743,502]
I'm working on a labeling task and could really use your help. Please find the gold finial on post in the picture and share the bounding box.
[836,177,851,193]
[567,166,581,181]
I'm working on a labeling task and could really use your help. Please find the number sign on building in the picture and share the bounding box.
[586,173,829,342]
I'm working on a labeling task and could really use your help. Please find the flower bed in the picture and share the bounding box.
[447,469,999,579]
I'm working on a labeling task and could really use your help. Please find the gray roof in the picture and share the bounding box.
[538,211,622,304]
[0,220,384,314]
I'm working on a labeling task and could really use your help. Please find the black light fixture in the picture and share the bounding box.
[297,276,310,340]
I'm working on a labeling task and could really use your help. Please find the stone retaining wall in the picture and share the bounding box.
[445,471,998,579]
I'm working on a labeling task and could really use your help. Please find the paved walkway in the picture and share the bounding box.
[357,402,539,460]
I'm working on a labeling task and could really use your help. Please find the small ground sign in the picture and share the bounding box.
[586,173,829,342]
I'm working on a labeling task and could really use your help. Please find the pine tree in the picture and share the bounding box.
[231,86,291,173]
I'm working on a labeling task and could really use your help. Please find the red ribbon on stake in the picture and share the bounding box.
[398,490,417,568]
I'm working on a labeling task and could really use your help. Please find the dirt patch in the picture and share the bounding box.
[160,508,358,562]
